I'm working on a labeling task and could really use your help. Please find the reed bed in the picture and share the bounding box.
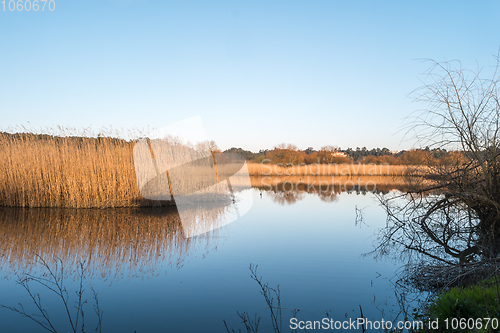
[0,132,148,208]
[246,162,427,177]
[0,132,245,208]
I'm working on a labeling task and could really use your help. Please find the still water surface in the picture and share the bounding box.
[0,187,411,332]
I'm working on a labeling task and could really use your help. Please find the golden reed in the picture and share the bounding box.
[0,132,144,208]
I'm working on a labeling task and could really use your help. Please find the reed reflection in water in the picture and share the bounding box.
[251,176,411,205]
[0,201,238,280]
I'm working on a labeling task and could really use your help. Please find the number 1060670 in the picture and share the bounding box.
[1,0,55,11]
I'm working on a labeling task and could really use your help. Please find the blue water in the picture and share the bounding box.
[0,189,412,333]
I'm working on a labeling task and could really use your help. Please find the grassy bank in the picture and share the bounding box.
[417,275,500,333]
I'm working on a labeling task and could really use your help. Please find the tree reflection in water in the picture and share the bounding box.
[372,189,500,291]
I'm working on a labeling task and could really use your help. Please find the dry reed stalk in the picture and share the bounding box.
[0,132,148,208]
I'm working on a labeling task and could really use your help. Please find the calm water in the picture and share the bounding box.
[0,187,414,333]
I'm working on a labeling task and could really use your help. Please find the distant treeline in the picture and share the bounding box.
[224,144,464,165]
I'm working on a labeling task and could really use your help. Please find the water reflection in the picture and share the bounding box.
[0,187,420,333]
[254,176,410,205]
[0,204,233,280]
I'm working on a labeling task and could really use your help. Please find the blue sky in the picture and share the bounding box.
[1,0,500,152]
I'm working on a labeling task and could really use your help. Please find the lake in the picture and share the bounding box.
[0,185,418,333]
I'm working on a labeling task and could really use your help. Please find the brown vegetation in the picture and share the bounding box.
[0,132,152,208]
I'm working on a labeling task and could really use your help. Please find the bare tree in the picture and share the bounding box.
[374,55,500,288]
